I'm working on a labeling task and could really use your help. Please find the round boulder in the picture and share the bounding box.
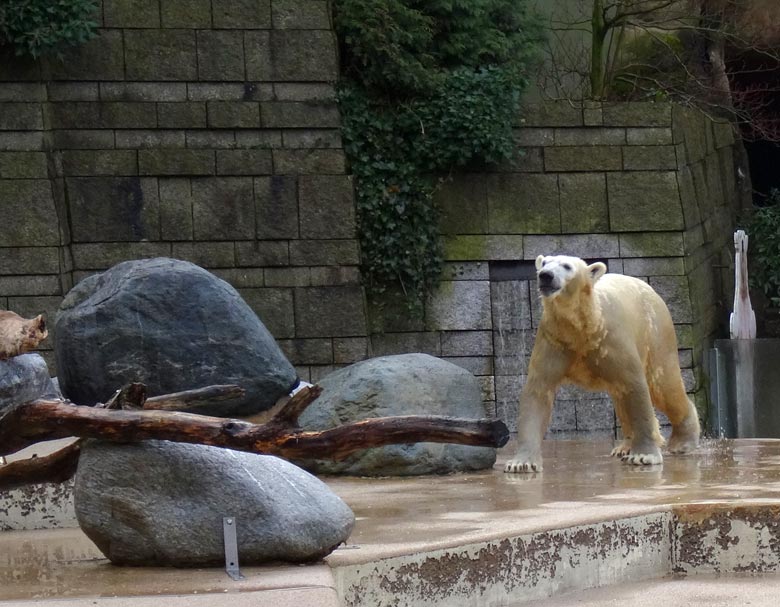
[296,353,497,475]
[55,258,297,417]
[0,353,52,412]
[74,440,355,566]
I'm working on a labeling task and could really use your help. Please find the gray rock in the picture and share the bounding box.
[296,353,497,475]
[55,258,297,417]
[74,440,355,566]
[0,353,51,412]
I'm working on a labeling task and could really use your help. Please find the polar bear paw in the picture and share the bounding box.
[610,441,632,458]
[504,453,543,473]
[622,450,663,466]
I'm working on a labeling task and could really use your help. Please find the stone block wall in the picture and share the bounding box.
[0,0,368,375]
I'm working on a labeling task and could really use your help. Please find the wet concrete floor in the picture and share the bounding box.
[4,439,780,604]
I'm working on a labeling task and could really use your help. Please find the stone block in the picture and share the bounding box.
[186,131,237,149]
[0,47,41,81]
[158,102,207,128]
[48,83,99,101]
[115,130,186,149]
[71,243,172,270]
[442,356,493,376]
[273,150,346,174]
[649,276,693,323]
[191,177,254,239]
[53,130,115,150]
[101,83,188,102]
[255,175,298,238]
[619,232,685,257]
[273,83,337,102]
[370,333,441,357]
[333,337,368,364]
[139,149,214,175]
[623,257,685,276]
[0,152,47,179]
[264,267,311,287]
[207,102,261,128]
[235,241,289,267]
[66,177,160,242]
[272,0,330,28]
[554,128,625,146]
[499,147,544,173]
[559,173,608,233]
[524,234,619,259]
[486,174,561,234]
[712,120,735,149]
[235,130,283,149]
[544,146,622,172]
[216,150,273,175]
[0,247,59,275]
[171,242,236,268]
[310,266,361,286]
[282,129,342,149]
[426,281,492,331]
[622,145,678,170]
[0,83,46,102]
[240,288,295,339]
[43,31,124,80]
[125,30,197,81]
[443,235,524,261]
[602,102,672,127]
[575,398,615,431]
[519,102,582,127]
[104,0,160,27]
[103,103,159,129]
[583,102,603,126]
[197,31,245,82]
[214,0,271,28]
[244,31,273,81]
[161,0,211,27]
[295,286,367,337]
[289,240,360,266]
[0,180,59,246]
[435,174,489,235]
[61,151,138,176]
[513,128,554,147]
[212,268,264,288]
[0,103,43,130]
[442,261,489,281]
[441,331,494,357]
[0,275,61,296]
[266,31,339,81]
[188,83,273,101]
[366,288,425,333]
[298,175,355,239]
[159,178,193,240]
[0,132,44,151]
[278,338,333,365]
[261,101,340,128]
[626,128,673,145]
[607,172,684,232]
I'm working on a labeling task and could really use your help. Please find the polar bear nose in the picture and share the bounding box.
[538,270,554,285]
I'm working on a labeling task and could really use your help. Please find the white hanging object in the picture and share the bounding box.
[730,229,757,339]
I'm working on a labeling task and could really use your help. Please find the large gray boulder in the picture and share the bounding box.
[296,353,497,475]
[74,440,355,566]
[0,353,52,412]
[55,258,297,417]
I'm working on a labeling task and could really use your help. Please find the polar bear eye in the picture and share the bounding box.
[562,263,572,271]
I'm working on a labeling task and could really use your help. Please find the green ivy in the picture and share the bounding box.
[749,190,780,306]
[334,0,542,313]
[0,0,98,58]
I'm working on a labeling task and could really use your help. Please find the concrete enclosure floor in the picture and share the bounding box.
[4,439,780,606]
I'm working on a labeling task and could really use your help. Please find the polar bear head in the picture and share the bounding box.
[535,255,607,299]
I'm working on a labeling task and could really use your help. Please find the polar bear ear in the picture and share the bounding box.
[535,255,546,271]
[587,262,607,283]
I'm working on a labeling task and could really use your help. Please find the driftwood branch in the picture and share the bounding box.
[0,384,509,491]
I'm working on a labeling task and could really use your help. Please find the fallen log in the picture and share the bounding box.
[0,384,509,490]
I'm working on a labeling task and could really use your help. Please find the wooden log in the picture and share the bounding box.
[0,387,508,462]
[0,440,82,491]
[143,384,246,412]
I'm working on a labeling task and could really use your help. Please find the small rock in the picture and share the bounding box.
[74,440,355,566]
[55,258,298,417]
[0,353,52,412]
[296,353,497,475]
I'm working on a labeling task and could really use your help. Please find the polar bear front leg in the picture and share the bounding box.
[613,381,664,466]
[505,338,568,474]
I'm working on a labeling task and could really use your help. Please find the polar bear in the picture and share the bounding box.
[504,255,700,473]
